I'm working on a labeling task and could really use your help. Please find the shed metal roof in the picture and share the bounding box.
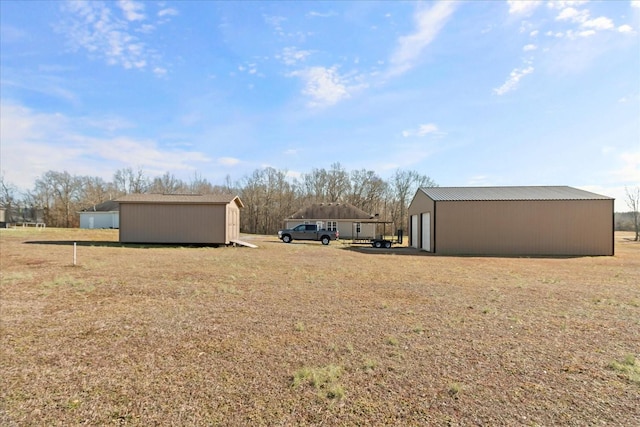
[418,186,613,201]
[80,200,119,212]
[116,193,244,207]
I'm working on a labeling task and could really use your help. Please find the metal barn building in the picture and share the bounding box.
[116,194,244,245]
[407,186,614,256]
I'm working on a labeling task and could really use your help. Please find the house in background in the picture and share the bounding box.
[284,202,378,239]
[79,200,120,229]
[408,186,614,256]
[116,193,244,245]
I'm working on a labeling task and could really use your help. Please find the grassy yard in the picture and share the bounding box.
[1,228,639,426]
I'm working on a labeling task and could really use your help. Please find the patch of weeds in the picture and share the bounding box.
[294,321,305,332]
[292,364,344,399]
[66,399,81,410]
[0,271,34,285]
[448,382,463,399]
[44,276,94,293]
[412,325,424,334]
[609,354,640,384]
[217,283,242,295]
[386,336,399,346]
[362,358,377,373]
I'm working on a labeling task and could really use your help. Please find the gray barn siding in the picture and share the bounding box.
[120,203,227,244]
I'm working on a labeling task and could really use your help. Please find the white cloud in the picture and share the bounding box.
[118,0,145,22]
[547,1,588,10]
[218,157,240,166]
[555,7,589,23]
[632,1,640,8]
[523,44,538,51]
[289,66,354,108]
[618,25,634,33]
[614,151,640,182]
[0,102,210,190]
[387,1,457,77]
[307,11,337,18]
[279,47,312,66]
[402,123,443,138]
[582,17,614,31]
[493,66,534,95]
[508,0,542,15]
[158,8,179,18]
[58,1,175,73]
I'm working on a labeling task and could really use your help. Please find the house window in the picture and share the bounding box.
[327,221,337,231]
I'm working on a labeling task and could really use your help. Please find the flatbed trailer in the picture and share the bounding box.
[350,220,403,248]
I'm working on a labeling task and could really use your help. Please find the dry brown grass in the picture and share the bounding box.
[1,228,639,426]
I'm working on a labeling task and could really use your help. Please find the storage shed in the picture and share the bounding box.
[116,194,244,245]
[408,186,614,256]
[284,202,376,239]
[79,200,119,229]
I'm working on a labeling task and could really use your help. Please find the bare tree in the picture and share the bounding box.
[625,186,640,241]
[113,167,149,194]
[347,169,387,214]
[32,171,82,227]
[388,170,437,233]
[149,172,186,194]
[0,173,21,223]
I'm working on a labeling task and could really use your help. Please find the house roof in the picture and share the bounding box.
[116,193,244,207]
[418,186,613,202]
[80,200,120,212]
[288,202,374,220]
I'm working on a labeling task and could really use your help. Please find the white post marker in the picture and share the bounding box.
[74,242,77,266]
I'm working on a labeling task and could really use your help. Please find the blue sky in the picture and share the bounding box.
[1,0,638,210]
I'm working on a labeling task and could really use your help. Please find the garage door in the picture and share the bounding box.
[421,212,430,251]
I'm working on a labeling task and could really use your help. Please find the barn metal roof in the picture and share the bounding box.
[116,193,244,207]
[418,186,613,201]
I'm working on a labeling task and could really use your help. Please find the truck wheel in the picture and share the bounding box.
[384,241,392,249]
[282,234,292,243]
[321,236,330,245]
[374,241,382,248]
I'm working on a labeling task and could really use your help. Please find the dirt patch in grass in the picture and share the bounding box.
[1,229,639,425]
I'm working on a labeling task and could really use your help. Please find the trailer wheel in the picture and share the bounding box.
[321,236,330,245]
[282,234,292,243]
[384,241,392,249]
[374,241,382,248]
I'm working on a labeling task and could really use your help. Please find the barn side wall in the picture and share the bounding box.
[119,203,227,244]
[434,199,613,256]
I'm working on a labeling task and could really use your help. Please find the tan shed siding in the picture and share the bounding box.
[120,203,227,244]
[227,204,240,241]
[407,191,435,249]
[435,199,613,255]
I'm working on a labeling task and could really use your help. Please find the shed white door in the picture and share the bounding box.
[89,216,94,229]
[411,215,418,248]
[421,213,431,252]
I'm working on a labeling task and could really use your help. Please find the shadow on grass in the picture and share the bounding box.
[24,240,223,249]
[340,245,587,259]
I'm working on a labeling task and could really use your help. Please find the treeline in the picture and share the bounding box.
[0,163,436,234]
